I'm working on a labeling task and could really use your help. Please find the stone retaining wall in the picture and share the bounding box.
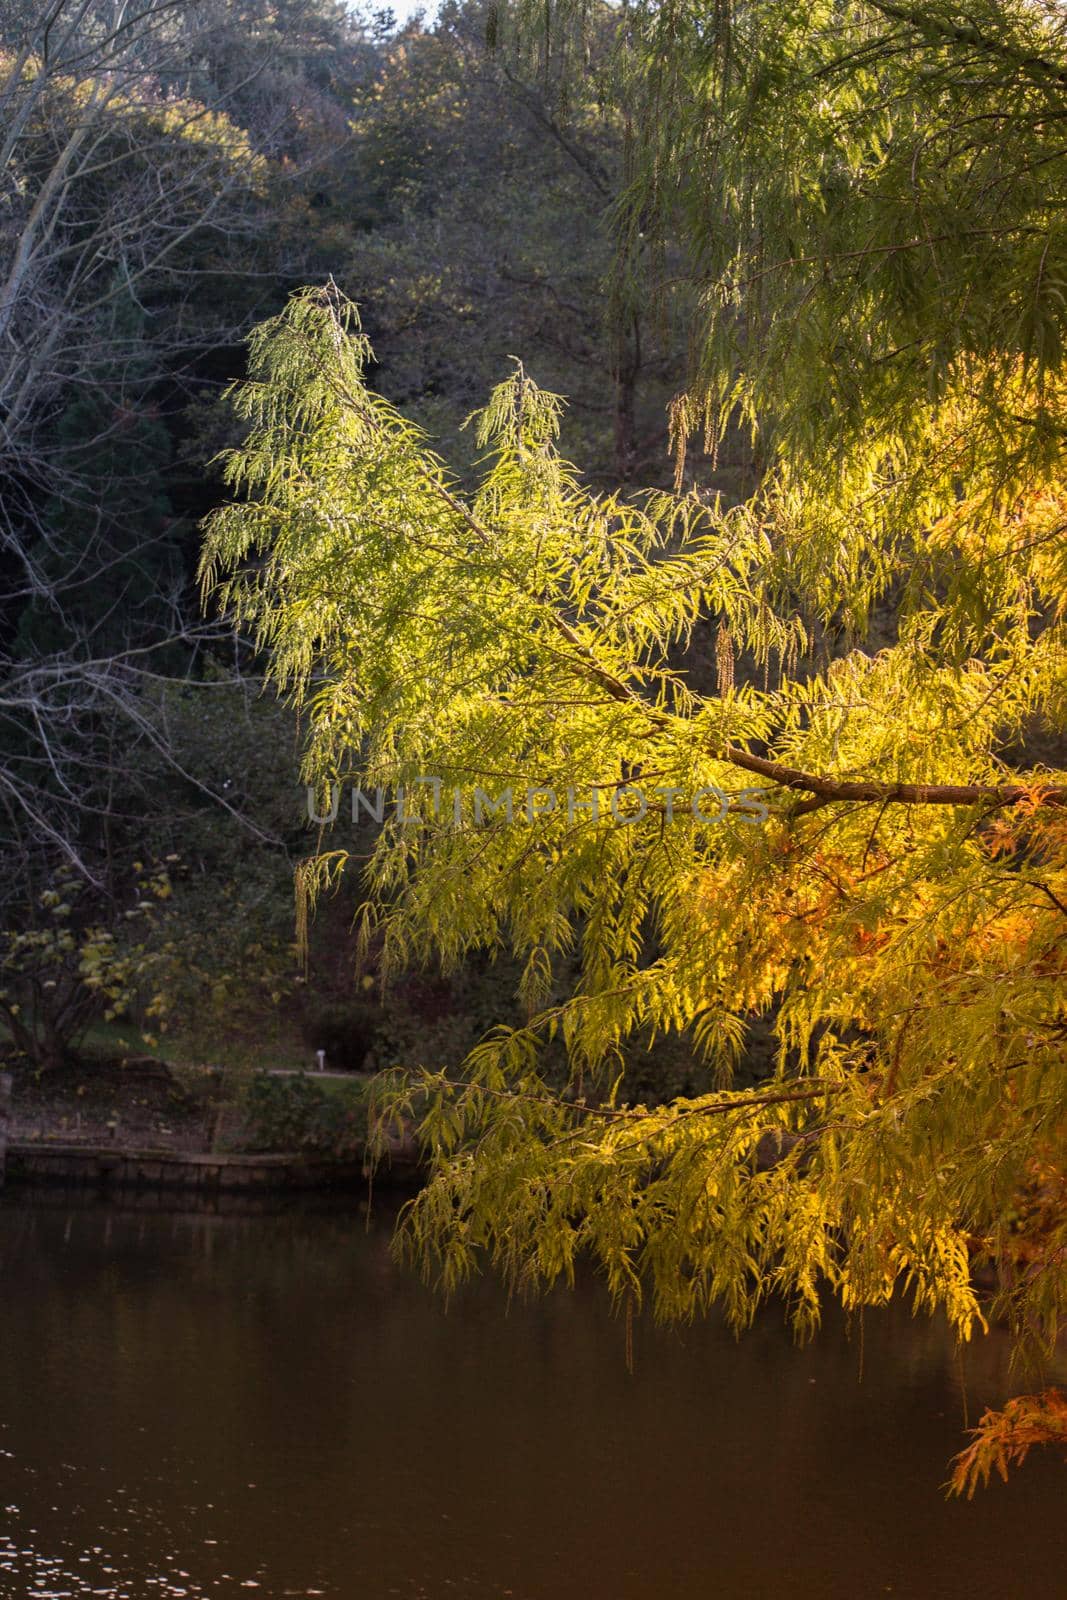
[1,1141,420,1194]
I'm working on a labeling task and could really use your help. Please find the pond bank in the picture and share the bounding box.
[0,1062,422,1190]
[0,1065,420,1193]
[1,1140,390,1194]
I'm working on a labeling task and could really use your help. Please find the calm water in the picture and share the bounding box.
[0,1195,1064,1600]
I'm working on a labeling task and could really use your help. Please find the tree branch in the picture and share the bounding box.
[863,1,1067,94]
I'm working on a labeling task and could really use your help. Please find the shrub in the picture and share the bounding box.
[243,1071,367,1157]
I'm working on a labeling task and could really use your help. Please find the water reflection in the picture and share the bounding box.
[0,1194,1064,1599]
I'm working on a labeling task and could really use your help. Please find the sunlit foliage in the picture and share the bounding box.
[202,271,1065,1483]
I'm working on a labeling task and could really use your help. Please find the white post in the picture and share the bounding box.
[315,1048,326,1073]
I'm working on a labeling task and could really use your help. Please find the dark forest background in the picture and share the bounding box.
[0,0,720,1085]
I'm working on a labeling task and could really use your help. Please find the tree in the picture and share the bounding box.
[0,0,376,894]
[202,281,1066,1490]
[0,857,175,1070]
[330,0,699,488]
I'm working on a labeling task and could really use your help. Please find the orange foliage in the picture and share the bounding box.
[949,1388,1067,1497]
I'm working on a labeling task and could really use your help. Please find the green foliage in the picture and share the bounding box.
[138,890,299,1047]
[341,9,676,481]
[520,0,1067,600]
[0,863,176,1070]
[203,281,1066,1484]
[243,1070,368,1156]
[128,671,304,1040]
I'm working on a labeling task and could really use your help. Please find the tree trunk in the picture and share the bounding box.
[612,311,641,482]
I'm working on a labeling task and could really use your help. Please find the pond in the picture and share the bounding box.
[0,1194,1064,1599]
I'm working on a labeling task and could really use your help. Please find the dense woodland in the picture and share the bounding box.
[3,0,1067,1492]
[0,0,680,1064]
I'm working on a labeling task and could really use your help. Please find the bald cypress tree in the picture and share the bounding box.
[203,0,1067,1493]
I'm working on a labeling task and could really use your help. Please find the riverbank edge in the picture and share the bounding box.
[0,1138,421,1194]
[0,1077,420,1195]
[0,1062,427,1194]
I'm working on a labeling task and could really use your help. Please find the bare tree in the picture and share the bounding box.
[0,0,365,896]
